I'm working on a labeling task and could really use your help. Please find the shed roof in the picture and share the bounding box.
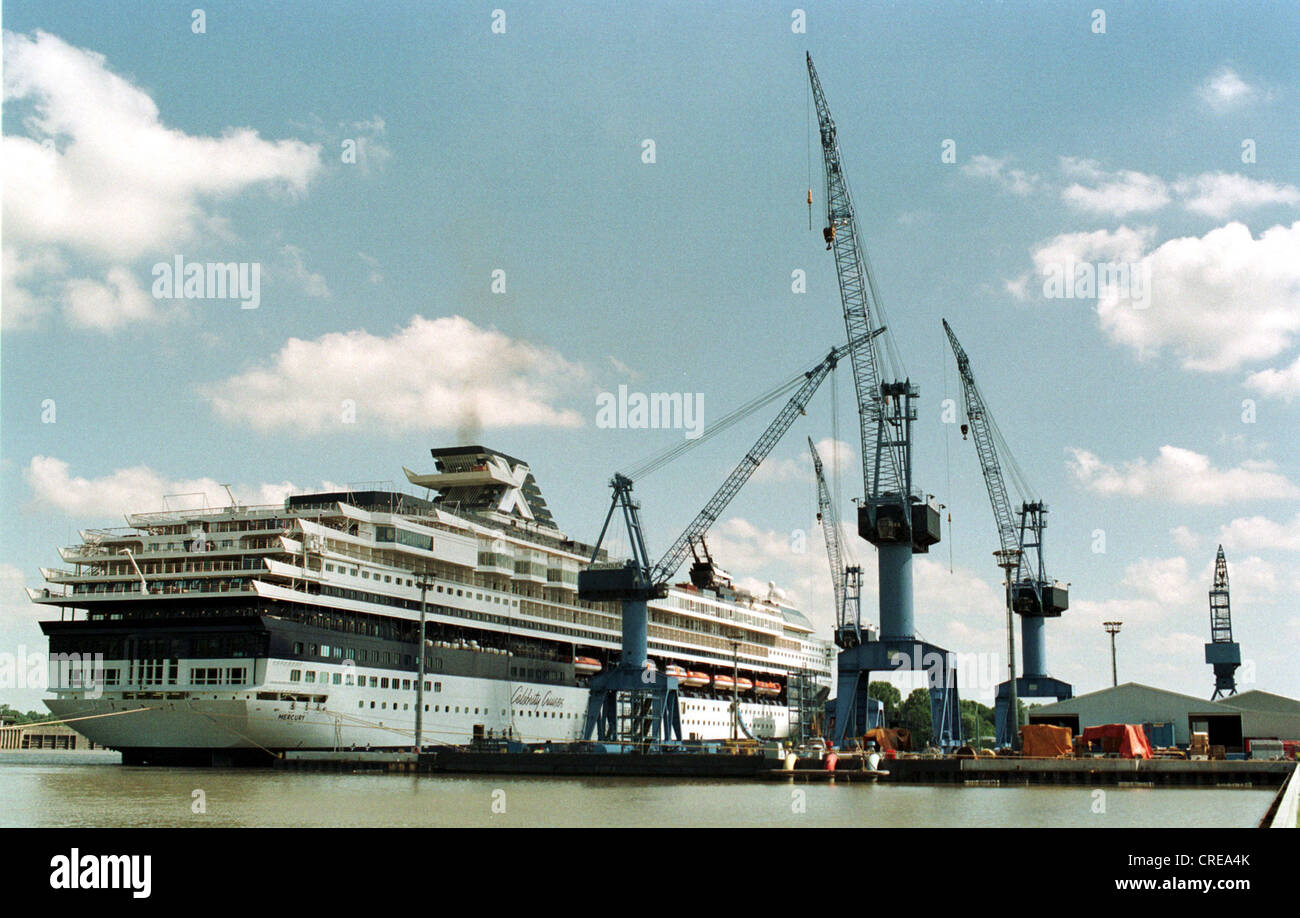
[1218,690,1300,715]
[1035,682,1237,715]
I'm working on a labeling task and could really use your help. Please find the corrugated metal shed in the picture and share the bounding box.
[1032,683,1300,749]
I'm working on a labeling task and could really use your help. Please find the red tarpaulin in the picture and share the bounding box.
[1021,723,1074,758]
[1079,724,1153,759]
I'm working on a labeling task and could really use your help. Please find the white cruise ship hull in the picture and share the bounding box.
[45,660,793,764]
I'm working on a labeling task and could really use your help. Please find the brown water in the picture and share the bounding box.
[0,752,1276,828]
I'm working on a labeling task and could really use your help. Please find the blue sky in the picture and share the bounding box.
[3,1,1298,710]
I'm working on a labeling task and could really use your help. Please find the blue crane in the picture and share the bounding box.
[943,319,1072,747]
[1205,545,1241,699]
[808,437,864,650]
[807,53,960,750]
[577,337,871,745]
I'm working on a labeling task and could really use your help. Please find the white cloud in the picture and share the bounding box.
[1029,221,1300,375]
[605,355,638,379]
[812,437,855,476]
[1199,66,1267,112]
[1175,172,1300,219]
[1031,224,1152,276]
[1058,158,1170,216]
[202,314,589,435]
[753,438,855,485]
[1070,597,1165,631]
[1222,554,1294,605]
[1170,525,1201,551]
[280,244,330,297]
[0,563,44,621]
[357,252,383,285]
[23,456,337,519]
[62,266,157,330]
[749,456,809,484]
[1217,512,1300,553]
[703,515,1006,667]
[1121,555,1199,606]
[1104,222,1300,372]
[2,29,321,329]
[345,116,391,175]
[703,516,846,633]
[1142,630,1204,659]
[1066,445,1300,504]
[1,245,63,329]
[1245,352,1300,402]
[961,154,1041,196]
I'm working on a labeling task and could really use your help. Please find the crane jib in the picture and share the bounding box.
[943,319,1066,618]
[806,53,904,507]
[648,336,869,585]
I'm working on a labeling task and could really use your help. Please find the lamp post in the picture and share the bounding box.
[414,577,432,750]
[994,549,1021,750]
[729,640,740,742]
[1104,621,1122,687]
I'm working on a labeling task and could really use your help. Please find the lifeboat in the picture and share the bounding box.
[664,664,687,681]
[713,674,735,692]
[736,677,754,693]
[572,656,602,675]
[755,681,781,697]
[684,671,710,688]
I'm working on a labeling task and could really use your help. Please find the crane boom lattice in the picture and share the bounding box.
[806,52,901,504]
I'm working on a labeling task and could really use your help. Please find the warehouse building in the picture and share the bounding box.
[0,721,101,751]
[1030,683,1300,754]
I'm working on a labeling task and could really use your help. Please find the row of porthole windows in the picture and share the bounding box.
[289,669,444,693]
[513,710,575,719]
[320,563,522,609]
[349,700,579,721]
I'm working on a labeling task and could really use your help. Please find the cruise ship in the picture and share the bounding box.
[30,446,835,764]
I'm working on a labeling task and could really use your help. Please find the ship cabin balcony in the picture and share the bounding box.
[58,544,115,563]
[513,550,548,584]
[546,560,579,592]
[476,548,515,576]
[66,577,255,598]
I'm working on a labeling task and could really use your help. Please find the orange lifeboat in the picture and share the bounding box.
[713,674,735,692]
[684,671,710,688]
[755,681,780,696]
[736,677,754,693]
[664,664,687,681]
[572,656,602,675]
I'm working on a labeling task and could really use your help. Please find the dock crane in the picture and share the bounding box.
[1205,545,1241,699]
[808,437,865,650]
[577,336,871,746]
[807,53,961,749]
[942,319,1072,747]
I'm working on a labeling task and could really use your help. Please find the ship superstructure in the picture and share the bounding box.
[30,446,833,763]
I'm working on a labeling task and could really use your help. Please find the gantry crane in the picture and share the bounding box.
[578,337,870,745]
[807,53,960,749]
[1205,545,1241,699]
[808,437,864,649]
[943,319,1072,747]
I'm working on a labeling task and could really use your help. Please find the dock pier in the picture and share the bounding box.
[273,747,1296,790]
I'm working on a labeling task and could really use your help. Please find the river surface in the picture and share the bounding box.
[0,752,1276,828]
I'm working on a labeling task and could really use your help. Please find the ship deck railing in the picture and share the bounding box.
[126,503,287,526]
